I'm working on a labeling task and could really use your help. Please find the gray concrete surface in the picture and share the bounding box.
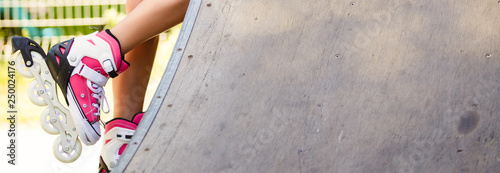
[122,0,500,172]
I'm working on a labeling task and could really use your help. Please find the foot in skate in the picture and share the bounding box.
[99,112,144,173]
[46,29,130,145]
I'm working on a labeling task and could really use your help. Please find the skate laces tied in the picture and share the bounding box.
[75,63,111,122]
[87,80,110,117]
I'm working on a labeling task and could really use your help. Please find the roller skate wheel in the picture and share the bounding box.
[27,80,53,106]
[53,134,82,163]
[15,54,41,78]
[40,107,66,135]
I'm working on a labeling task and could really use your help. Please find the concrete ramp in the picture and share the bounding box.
[116,0,500,172]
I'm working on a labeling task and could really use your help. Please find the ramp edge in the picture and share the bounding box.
[112,0,202,172]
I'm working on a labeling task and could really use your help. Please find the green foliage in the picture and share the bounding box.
[0,60,7,87]
[103,8,127,29]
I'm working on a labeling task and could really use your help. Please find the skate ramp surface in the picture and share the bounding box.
[116,0,500,172]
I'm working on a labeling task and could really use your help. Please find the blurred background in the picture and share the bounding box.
[0,0,181,172]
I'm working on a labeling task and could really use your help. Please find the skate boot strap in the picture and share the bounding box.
[102,59,117,78]
[74,63,109,87]
[72,62,111,116]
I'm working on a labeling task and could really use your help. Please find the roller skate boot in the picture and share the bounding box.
[46,29,129,146]
[12,29,129,162]
[99,113,144,173]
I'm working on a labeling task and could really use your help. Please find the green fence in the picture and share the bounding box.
[0,0,128,60]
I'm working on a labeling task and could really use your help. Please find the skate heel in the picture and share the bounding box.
[12,36,83,163]
[99,113,144,172]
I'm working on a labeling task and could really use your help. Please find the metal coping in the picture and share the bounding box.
[112,0,202,172]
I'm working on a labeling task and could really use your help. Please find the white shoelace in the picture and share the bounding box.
[87,80,110,120]
[74,63,111,126]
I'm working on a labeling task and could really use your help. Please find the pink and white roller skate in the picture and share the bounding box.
[12,29,129,162]
[45,29,129,146]
[99,112,144,173]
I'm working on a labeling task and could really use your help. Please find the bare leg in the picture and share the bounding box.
[111,0,189,53]
[112,0,188,120]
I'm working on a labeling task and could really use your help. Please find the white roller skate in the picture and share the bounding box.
[99,112,144,173]
[12,29,129,162]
